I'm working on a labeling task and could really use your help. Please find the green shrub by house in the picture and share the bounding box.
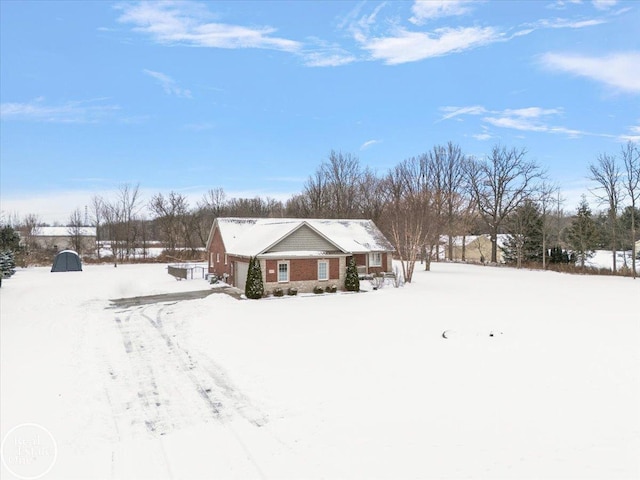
[344,257,360,292]
[245,257,264,299]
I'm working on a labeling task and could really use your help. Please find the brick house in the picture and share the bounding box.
[206,218,395,294]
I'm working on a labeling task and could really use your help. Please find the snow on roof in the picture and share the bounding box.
[35,226,97,237]
[213,218,394,257]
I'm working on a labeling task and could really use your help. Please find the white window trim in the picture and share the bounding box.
[369,252,382,267]
[277,261,289,283]
[318,260,329,281]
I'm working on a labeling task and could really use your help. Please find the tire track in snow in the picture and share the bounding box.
[106,303,267,440]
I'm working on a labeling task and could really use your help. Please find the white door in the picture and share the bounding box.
[235,261,249,289]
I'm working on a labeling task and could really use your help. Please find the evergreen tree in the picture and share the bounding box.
[245,256,264,299]
[501,199,543,267]
[0,225,20,251]
[344,257,360,292]
[0,250,16,279]
[566,196,598,268]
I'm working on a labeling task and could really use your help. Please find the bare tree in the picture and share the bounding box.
[195,188,228,246]
[19,213,42,253]
[90,195,104,259]
[427,143,468,261]
[465,145,544,263]
[381,156,438,282]
[102,183,143,263]
[302,151,367,218]
[67,208,85,254]
[537,182,560,269]
[621,141,639,278]
[589,153,622,273]
[358,169,387,224]
[118,183,143,258]
[149,191,189,252]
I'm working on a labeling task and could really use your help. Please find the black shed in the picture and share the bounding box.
[51,250,82,272]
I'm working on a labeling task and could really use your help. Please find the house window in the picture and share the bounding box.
[369,252,382,267]
[278,261,289,282]
[224,254,228,265]
[216,253,220,263]
[318,260,329,281]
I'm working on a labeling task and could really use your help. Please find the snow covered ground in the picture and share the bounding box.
[1,261,638,479]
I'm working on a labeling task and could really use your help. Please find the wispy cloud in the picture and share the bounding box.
[116,1,301,52]
[143,69,192,98]
[344,1,610,66]
[358,26,500,65]
[540,51,640,93]
[409,0,476,24]
[439,105,487,121]
[592,0,618,11]
[619,124,640,142]
[0,97,120,123]
[360,139,381,150]
[441,105,588,138]
[533,17,607,29]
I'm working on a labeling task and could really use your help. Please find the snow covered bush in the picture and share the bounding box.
[313,285,324,294]
[287,287,298,296]
[273,287,284,297]
[0,250,16,279]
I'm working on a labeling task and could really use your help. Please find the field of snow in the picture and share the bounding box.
[1,261,639,479]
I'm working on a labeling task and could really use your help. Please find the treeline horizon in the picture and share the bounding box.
[4,141,639,280]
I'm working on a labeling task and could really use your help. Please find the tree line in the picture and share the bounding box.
[2,141,639,279]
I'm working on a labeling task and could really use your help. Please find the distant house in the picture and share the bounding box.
[441,234,506,263]
[206,217,395,293]
[30,226,97,254]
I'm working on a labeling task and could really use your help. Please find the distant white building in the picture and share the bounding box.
[30,226,97,254]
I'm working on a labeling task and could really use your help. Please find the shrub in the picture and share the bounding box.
[273,287,284,297]
[287,287,298,296]
[344,257,360,292]
[245,257,264,299]
[326,284,337,293]
[313,285,324,294]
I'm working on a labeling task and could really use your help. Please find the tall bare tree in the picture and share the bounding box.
[620,141,639,278]
[90,195,104,259]
[102,183,142,263]
[427,143,468,261]
[589,153,622,273]
[538,182,560,269]
[19,213,42,253]
[67,208,85,254]
[465,145,544,263]
[149,191,189,252]
[303,151,367,218]
[381,156,438,282]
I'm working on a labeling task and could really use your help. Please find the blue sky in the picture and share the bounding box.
[1,0,639,224]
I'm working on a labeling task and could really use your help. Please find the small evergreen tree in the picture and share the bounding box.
[344,257,360,292]
[566,196,598,268]
[245,256,264,299]
[0,250,16,279]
